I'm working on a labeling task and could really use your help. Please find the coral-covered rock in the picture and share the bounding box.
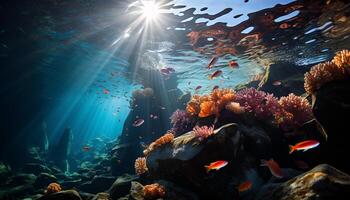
[255,164,350,200]
[45,183,61,194]
[143,132,174,156]
[143,183,166,199]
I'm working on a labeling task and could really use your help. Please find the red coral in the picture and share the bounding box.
[143,183,166,199]
[134,157,148,175]
[235,88,280,119]
[45,183,61,194]
[276,93,313,130]
[193,125,215,141]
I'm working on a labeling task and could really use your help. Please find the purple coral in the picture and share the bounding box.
[235,88,281,119]
[170,109,194,135]
[192,125,214,141]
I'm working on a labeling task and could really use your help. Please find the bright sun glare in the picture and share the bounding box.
[141,1,160,21]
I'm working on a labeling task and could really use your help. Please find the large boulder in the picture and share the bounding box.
[255,164,350,200]
[37,190,82,200]
[107,174,138,200]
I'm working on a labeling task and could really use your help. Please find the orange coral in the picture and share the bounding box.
[143,183,166,199]
[187,88,235,118]
[304,61,346,94]
[225,102,245,114]
[143,132,174,156]
[134,157,148,175]
[45,183,61,194]
[304,50,350,94]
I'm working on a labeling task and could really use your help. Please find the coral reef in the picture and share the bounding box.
[225,102,245,114]
[192,125,215,141]
[235,88,280,119]
[143,132,174,156]
[45,183,61,194]
[332,49,350,72]
[276,93,313,130]
[186,89,235,118]
[142,183,166,199]
[170,109,194,135]
[134,157,148,175]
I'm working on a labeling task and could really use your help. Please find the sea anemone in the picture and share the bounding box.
[186,88,235,118]
[142,183,166,199]
[276,93,313,130]
[304,61,346,94]
[143,132,174,156]
[134,157,148,175]
[170,109,194,135]
[45,183,61,194]
[193,125,215,141]
[235,88,280,119]
[225,102,245,114]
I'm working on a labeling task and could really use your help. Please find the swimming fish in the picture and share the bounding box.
[207,56,218,69]
[166,67,175,73]
[212,85,219,91]
[228,60,239,68]
[195,85,202,90]
[237,181,252,192]
[204,160,228,173]
[260,159,283,178]
[132,118,145,127]
[82,146,91,151]
[208,70,222,80]
[272,80,282,86]
[160,68,170,75]
[103,89,110,94]
[289,140,320,154]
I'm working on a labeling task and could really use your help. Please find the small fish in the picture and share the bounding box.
[132,118,145,127]
[289,140,320,154]
[237,181,252,192]
[260,159,283,178]
[233,14,243,18]
[272,80,282,86]
[166,67,175,73]
[212,85,219,91]
[207,56,218,69]
[204,160,228,173]
[209,70,223,80]
[195,85,202,90]
[228,60,239,68]
[103,89,110,94]
[82,146,91,151]
[160,68,170,75]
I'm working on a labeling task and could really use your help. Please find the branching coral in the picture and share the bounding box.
[45,183,61,194]
[235,88,281,119]
[170,109,194,135]
[186,89,235,118]
[276,93,313,130]
[193,125,215,141]
[134,157,148,175]
[304,50,350,94]
[142,183,166,199]
[143,132,174,156]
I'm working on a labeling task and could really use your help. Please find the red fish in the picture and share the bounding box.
[260,159,283,178]
[208,70,222,80]
[207,56,218,69]
[212,85,219,91]
[237,181,252,192]
[272,80,282,86]
[132,118,145,127]
[82,146,91,151]
[195,86,202,90]
[103,89,110,94]
[289,140,320,154]
[204,160,228,173]
[228,60,239,68]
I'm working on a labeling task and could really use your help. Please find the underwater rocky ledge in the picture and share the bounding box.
[1,51,350,200]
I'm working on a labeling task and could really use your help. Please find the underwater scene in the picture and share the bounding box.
[1,0,350,199]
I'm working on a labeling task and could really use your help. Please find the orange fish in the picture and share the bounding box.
[289,140,320,154]
[82,146,91,151]
[272,80,282,86]
[260,159,283,178]
[237,181,252,192]
[204,160,228,173]
[207,56,218,69]
[228,60,239,68]
[208,70,222,80]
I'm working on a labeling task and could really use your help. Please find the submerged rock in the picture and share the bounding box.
[36,190,82,200]
[23,163,52,175]
[255,164,350,200]
[78,175,116,194]
[108,174,138,200]
[34,173,58,189]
